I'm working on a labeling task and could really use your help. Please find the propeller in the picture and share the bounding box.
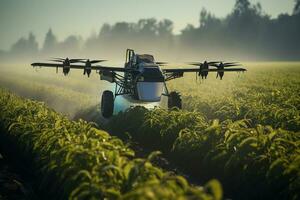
[187,61,221,80]
[76,59,107,77]
[48,58,75,76]
[51,57,65,61]
[77,59,107,64]
[187,62,203,66]
[211,62,241,68]
[50,57,86,63]
[156,61,168,66]
[49,59,65,62]
[187,61,221,66]
[210,62,242,80]
[90,59,107,64]
[223,62,239,65]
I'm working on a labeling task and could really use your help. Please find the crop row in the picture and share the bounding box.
[168,63,300,131]
[105,64,300,199]
[0,89,221,200]
[0,74,97,118]
[107,107,299,200]
[0,63,299,199]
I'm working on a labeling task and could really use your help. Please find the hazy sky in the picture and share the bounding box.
[0,0,295,50]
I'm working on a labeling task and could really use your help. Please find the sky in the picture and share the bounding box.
[0,0,295,51]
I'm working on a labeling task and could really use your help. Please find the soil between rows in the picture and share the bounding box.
[0,150,37,200]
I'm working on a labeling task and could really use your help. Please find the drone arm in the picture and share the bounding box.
[163,68,200,73]
[31,62,130,72]
[31,63,87,69]
[162,67,246,81]
[205,68,247,72]
[92,65,130,72]
[163,71,185,81]
[162,67,246,73]
[31,63,64,68]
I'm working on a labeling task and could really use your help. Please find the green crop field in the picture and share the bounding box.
[0,89,220,199]
[0,62,299,199]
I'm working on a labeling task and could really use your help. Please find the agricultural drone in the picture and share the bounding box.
[31,49,246,118]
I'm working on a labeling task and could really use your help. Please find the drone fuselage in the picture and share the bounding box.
[122,54,166,102]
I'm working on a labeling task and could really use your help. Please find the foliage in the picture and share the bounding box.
[106,63,300,199]
[0,63,299,199]
[0,89,219,200]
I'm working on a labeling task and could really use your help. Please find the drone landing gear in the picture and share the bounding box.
[168,91,182,109]
[101,90,114,118]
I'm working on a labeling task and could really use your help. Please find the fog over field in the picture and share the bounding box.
[0,0,300,63]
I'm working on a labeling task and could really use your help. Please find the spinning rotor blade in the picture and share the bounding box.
[90,59,107,64]
[76,60,88,64]
[51,57,65,61]
[210,63,241,68]
[187,62,203,66]
[49,59,64,63]
[76,59,107,64]
[69,59,86,63]
[156,61,168,66]
[187,61,221,66]
[208,61,221,65]
[50,58,86,63]
[223,62,239,65]
[210,64,219,67]
[223,64,242,67]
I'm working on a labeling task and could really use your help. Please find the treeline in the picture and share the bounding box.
[2,0,300,61]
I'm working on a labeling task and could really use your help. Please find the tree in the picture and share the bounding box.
[42,28,57,53]
[99,23,111,38]
[199,8,221,28]
[137,18,158,38]
[11,32,38,55]
[294,0,300,14]
[27,32,39,53]
[60,35,81,53]
[111,22,132,37]
[157,19,173,37]
[234,0,251,14]
[11,37,27,54]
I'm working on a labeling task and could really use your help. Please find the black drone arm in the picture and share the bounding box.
[31,62,129,72]
[163,68,202,73]
[163,68,246,73]
[31,62,65,68]
[92,65,130,72]
[204,68,246,72]
[162,67,246,81]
